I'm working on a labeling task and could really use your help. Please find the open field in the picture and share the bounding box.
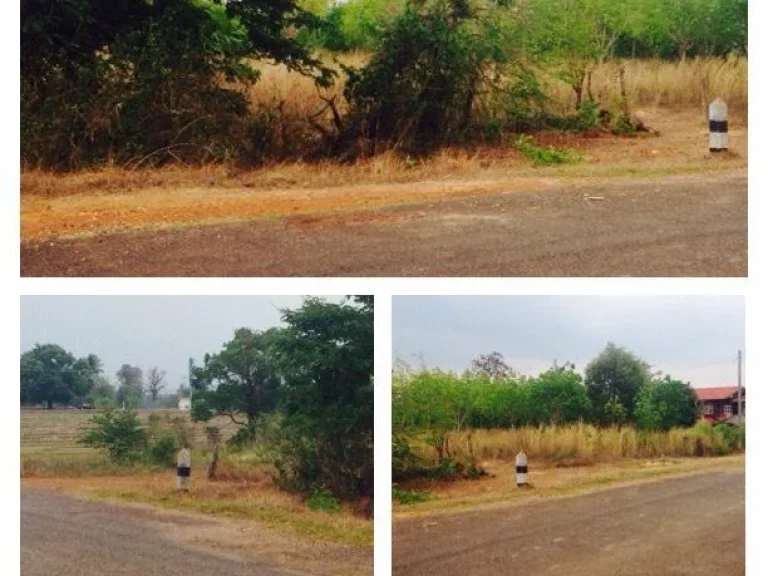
[20,409,238,461]
[394,454,744,516]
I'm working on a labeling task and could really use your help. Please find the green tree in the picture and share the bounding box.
[523,366,591,425]
[79,407,148,464]
[20,344,101,409]
[603,394,627,424]
[584,343,650,425]
[87,375,117,408]
[272,296,373,500]
[21,0,332,168]
[191,328,281,427]
[343,0,530,152]
[116,364,144,408]
[633,376,698,430]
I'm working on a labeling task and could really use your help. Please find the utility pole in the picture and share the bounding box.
[737,350,743,424]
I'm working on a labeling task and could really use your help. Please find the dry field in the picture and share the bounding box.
[20,408,238,461]
[21,58,747,242]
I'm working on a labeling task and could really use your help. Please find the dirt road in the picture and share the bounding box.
[394,470,745,576]
[21,488,365,576]
[21,172,746,276]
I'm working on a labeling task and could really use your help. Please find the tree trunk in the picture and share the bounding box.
[47,399,53,409]
[207,441,220,480]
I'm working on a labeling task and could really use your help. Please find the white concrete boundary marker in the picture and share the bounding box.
[176,447,191,491]
[516,451,528,487]
[709,98,728,152]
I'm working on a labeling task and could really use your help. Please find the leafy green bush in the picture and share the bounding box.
[146,432,179,467]
[306,488,341,512]
[21,0,332,169]
[393,485,430,505]
[342,0,533,153]
[514,136,583,166]
[79,408,147,464]
[633,377,698,431]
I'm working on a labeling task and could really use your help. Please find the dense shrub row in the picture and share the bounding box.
[22,0,747,169]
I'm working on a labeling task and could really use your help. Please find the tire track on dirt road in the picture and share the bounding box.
[394,470,745,576]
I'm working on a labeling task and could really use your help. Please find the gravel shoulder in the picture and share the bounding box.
[21,171,746,277]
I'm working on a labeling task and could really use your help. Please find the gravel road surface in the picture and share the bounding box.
[394,470,745,576]
[21,172,746,277]
[21,488,311,576]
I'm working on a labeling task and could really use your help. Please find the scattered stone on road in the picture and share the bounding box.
[394,470,745,576]
[21,172,746,277]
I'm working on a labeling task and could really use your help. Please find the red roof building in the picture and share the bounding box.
[693,386,745,423]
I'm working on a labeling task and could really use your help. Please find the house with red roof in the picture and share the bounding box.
[693,386,745,423]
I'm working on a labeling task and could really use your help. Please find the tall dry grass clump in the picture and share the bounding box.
[243,56,747,160]
[546,57,747,119]
[415,421,744,465]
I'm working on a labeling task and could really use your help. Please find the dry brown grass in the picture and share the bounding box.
[247,55,747,125]
[23,469,373,548]
[434,423,743,464]
[545,56,747,118]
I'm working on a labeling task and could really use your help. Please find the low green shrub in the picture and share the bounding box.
[392,485,430,504]
[514,135,583,166]
[146,432,179,467]
[79,408,147,464]
[306,488,342,512]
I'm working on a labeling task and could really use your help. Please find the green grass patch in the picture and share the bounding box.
[514,135,583,166]
[306,489,341,512]
[393,486,431,505]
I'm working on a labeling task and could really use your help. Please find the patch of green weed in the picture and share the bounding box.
[514,135,583,166]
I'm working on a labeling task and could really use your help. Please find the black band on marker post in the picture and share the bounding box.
[709,120,728,133]
[176,466,191,477]
[516,466,528,474]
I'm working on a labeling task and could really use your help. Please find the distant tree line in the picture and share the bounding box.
[393,342,700,437]
[304,0,746,59]
[20,344,186,410]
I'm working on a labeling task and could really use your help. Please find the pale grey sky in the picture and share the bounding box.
[392,296,745,388]
[20,296,340,390]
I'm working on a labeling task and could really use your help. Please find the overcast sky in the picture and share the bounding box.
[21,296,340,390]
[393,296,744,388]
